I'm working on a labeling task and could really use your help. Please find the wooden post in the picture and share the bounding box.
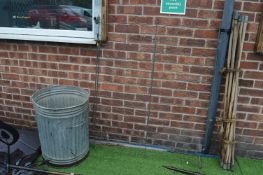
[256,10,263,53]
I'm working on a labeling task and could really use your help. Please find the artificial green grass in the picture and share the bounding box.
[37,144,263,175]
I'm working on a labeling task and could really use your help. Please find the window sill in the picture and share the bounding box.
[0,33,96,45]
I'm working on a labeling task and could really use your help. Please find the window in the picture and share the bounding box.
[0,0,103,44]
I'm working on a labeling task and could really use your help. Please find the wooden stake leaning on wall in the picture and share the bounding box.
[220,12,239,167]
[256,10,263,53]
[221,14,241,170]
[101,0,108,42]
[220,15,248,170]
[231,15,248,166]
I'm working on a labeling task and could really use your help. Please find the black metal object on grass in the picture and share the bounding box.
[163,165,205,175]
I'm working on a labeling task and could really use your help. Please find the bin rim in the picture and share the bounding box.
[32,85,89,111]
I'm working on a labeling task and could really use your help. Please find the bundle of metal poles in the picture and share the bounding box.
[220,12,248,170]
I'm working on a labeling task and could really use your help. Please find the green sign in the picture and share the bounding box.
[161,0,187,15]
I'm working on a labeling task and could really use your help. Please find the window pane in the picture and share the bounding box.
[0,0,93,31]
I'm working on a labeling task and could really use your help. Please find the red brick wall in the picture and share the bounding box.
[0,0,262,158]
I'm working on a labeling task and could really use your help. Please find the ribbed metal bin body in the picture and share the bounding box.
[32,86,89,165]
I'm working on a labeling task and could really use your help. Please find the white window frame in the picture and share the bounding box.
[0,0,102,44]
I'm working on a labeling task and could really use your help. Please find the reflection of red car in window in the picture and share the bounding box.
[28,5,92,31]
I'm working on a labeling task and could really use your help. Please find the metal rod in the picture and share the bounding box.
[8,164,76,175]
[163,165,205,175]
[7,145,10,172]
[145,19,159,145]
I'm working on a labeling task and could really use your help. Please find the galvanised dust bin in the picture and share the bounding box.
[32,86,89,165]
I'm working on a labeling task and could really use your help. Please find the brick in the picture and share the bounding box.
[239,79,254,88]
[58,47,79,55]
[101,84,124,92]
[130,0,156,5]
[171,121,194,129]
[128,52,151,61]
[112,107,134,115]
[48,55,68,62]
[140,44,165,54]
[194,29,218,39]
[243,129,263,137]
[125,86,147,94]
[251,98,263,106]
[143,6,161,16]
[182,19,209,28]
[139,62,163,71]
[183,115,206,123]
[2,73,20,80]
[156,17,181,26]
[243,2,263,12]
[117,6,142,15]
[167,28,193,37]
[0,51,9,58]
[134,124,156,132]
[102,126,122,134]
[237,105,260,113]
[185,100,208,108]
[244,71,263,80]
[158,127,180,134]
[39,45,58,54]
[185,9,198,18]
[179,38,205,47]
[59,64,79,71]
[187,83,210,92]
[192,48,216,57]
[160,97,184,105]
[124,101,146,109]
[158,36,178,45]
[126,69,150,78]
[237,96,250,104]
[246,53,262,61]
[136,94,158,103]
[172,106,195,114]
[236,121,257,129]
[127,35,153,44]
[112,121,133,129]
[149,118,169,126]
[190,66,213,75]
[101,99,123,106]
[151,103,171,112]
[174,90,198,98]
[152,88,172,96]
[141,25,166,35]
[255,138,263,145]
[166,46,191,55]
[112,92,134,100]
[103,50,126,59]
[240,88,263,97]
[79,49,97,57]
[128,16,153,24]
[109,15,127,23]
[162,81,186,89]
[115,24,139,33]
[198,10,222,19]
[115,43,139,51]
[187,0,212,9]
